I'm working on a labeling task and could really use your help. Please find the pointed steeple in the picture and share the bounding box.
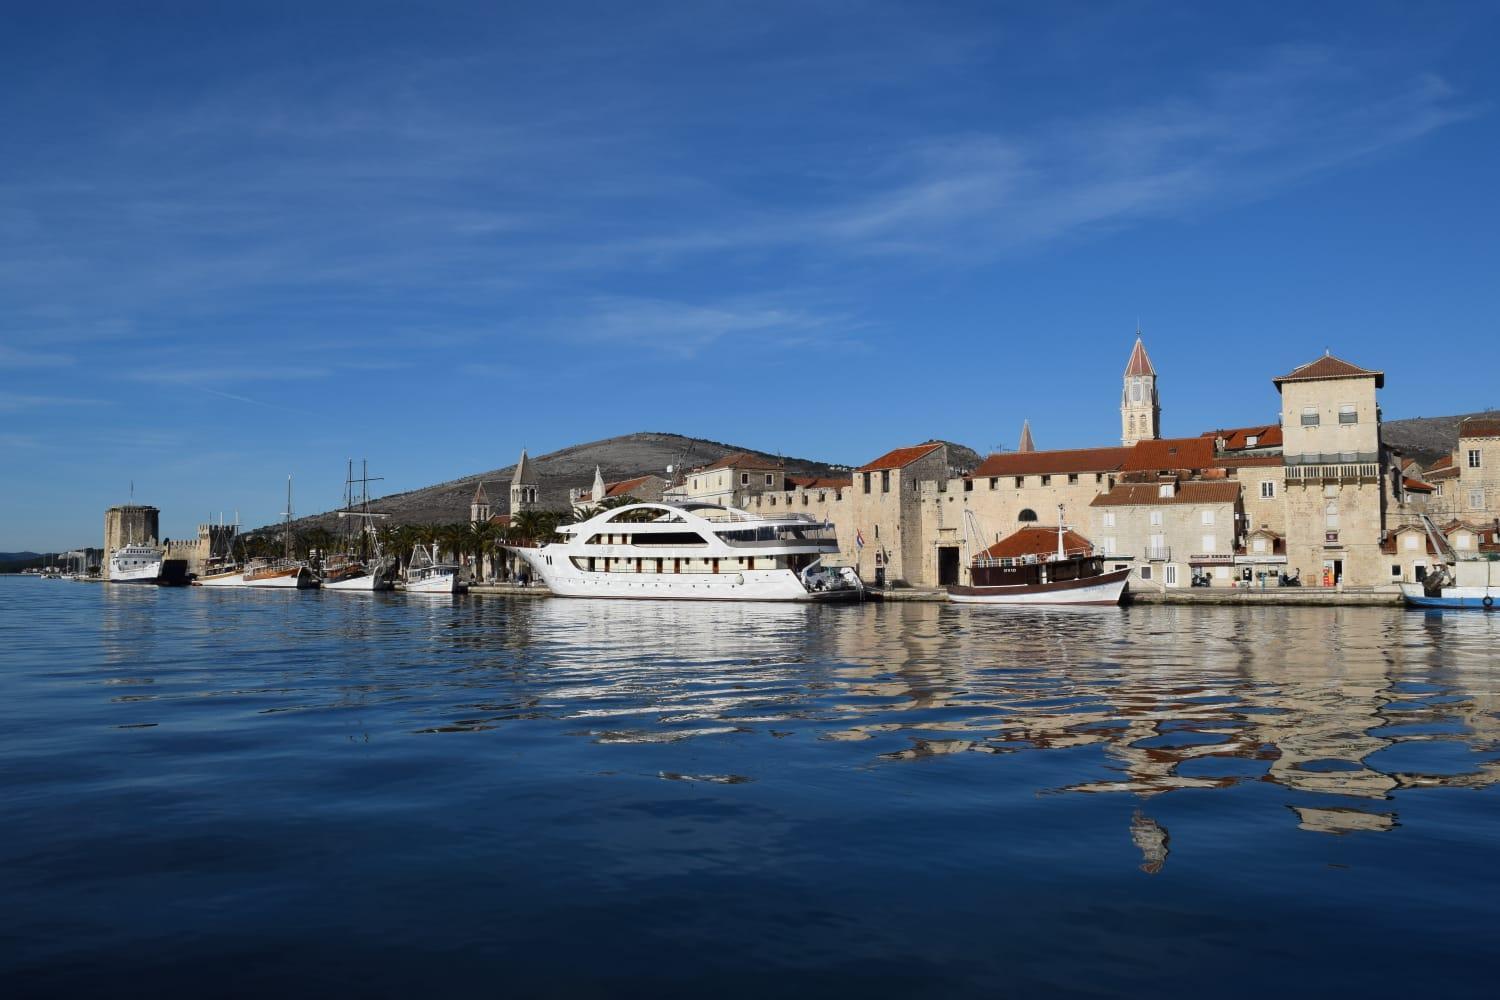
[510,449,539,513]
[591,465,606,502]
[1124,332,1156,377]
[511,449,533,487]
[1121,328,1161,446]
[1017,420,1036,453]
[470,481,491,523]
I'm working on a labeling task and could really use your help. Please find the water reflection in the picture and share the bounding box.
[84,585,1500,844]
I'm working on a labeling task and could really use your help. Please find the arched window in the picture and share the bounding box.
[1018,508,1038,523]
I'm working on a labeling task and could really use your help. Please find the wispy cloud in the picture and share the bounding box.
[0,392,107,411]
[0,345,75,368]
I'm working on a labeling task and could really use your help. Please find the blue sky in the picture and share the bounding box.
[4,1,1498,550]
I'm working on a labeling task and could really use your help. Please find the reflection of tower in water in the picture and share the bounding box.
[1130,810,1169,874]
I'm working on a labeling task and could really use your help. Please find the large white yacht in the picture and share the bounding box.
[108,543,164,584]
[513,502,862,601]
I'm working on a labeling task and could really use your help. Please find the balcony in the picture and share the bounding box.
[1284,463,1381,483]
[1144,546,1171,562]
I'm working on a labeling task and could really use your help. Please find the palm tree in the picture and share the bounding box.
[463,520,498,580]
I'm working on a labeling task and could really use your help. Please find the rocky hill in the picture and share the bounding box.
[259,431,981,532]
[248,411,1488,534]
[1383,410,1500,465]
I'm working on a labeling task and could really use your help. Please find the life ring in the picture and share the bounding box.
[1485,595,1495,609]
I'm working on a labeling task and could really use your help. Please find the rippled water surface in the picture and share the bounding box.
[5,578,1500,996]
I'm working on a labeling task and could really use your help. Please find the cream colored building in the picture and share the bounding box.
[1088,479,1243,588]
[1273,354,1388,588]
[1454,417,1500,522]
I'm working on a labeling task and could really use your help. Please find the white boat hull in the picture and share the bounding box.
[405,571,461,594]
[519,549,821,601]
[109,565,162,584]
[323,573,394,591]
[947,568,1131,606]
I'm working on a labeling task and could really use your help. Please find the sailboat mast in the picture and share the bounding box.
[284,474,294,561]
[1057,504,1066,560]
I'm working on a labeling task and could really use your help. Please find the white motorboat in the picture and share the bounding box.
[109,543,164,584]
[404,544,463,594]
[511,501,862,601]
[1398,515,1499,610]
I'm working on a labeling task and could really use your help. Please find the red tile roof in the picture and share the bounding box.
[1202,424,1283,450]
[1218,454,1284,469]
[1459,417,1500,439]
[1402,476,1436,494]
[982,526,1094,560]
[1090,481,1241,507]
[786,475,846,490]
[605,475,656,497]
[972,446,1130,478]
[701,451,783,472]
[1425,465,1459,482]
[1124,337,1156,377]
[1428,452,1454,470]
[1273,353,1384,388]
[857,442,944,472]
[1121,436,1219,472]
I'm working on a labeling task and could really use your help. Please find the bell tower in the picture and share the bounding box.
[1121,330,1160,446]
[510,449,539,513]
[470,481,491,524]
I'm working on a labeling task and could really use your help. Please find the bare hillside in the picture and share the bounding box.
[261,431,981,532]
[1383,410,1500,465]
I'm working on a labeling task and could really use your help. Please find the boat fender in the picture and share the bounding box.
[1484,595,1494,609]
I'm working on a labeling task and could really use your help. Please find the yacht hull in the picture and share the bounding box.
[404,572,462,594]
[519,549,824,601]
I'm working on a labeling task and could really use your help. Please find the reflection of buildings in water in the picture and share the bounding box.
[1292,806,1398,834]
[1130,810,1170,874]
[819,604,1500,837]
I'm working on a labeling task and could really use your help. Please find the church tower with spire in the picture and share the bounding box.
[510,449,539,513]
[1017,420,1036,453]
[1121,331,1160,446]
[470,481,491,524]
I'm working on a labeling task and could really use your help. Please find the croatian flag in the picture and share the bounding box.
[855,529,865,550]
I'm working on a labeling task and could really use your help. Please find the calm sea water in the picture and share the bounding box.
[3,577,1499,997]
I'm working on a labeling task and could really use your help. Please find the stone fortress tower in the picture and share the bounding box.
[510,449,539,513]
[1121,331,1161,447]
[102,504,159,581]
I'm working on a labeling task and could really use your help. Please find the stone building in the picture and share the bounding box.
[671,452,789,508]
[1088,479,1243,588]
[1455,416,1500,522]
[102,504,159,580]
[570,467,669,511]
[1273,353,1387,588]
